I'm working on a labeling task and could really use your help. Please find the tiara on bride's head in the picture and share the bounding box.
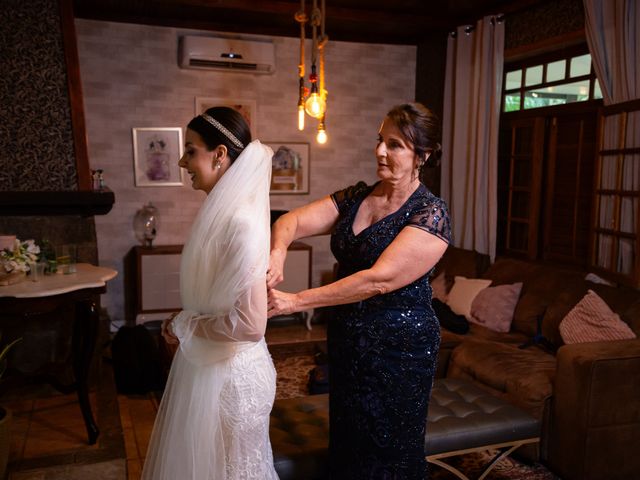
[200,113,245,149]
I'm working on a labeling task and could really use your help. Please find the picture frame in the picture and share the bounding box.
[266,142,310,195]
[194,97,257,137]
[132,127,184,187]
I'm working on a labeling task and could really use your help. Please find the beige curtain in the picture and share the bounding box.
[441,15,504,261]
[584,0,639,275]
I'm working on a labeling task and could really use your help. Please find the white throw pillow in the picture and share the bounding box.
[446,276,492,320]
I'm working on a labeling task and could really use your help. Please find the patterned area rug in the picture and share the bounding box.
[430,451,558,479]
[271,349,558,480]
[270,343,318,400]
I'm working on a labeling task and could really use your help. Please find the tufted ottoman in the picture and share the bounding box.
[425,378,540,479]
[270,394,330,480]
[269,378,540,480]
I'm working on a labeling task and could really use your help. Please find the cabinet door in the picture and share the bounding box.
[498,117,545,259]
[590,105,640,287]
[543,113,597,264]
[140,253,181,312]
[278,247,311,293]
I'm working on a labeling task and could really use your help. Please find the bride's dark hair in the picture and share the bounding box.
[187,106,252,162]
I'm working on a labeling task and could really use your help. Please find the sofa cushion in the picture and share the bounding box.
[512,291,550,338]
[559,289,636,344]
[447,339,556,419]
[433,246,491,283]
[446,276,492,320]
[481,258,583,337]
[470,282,523,333]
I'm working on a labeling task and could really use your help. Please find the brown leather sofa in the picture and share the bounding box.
[433,247,640,480]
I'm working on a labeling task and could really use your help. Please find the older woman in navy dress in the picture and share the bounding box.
[267,103,451,479]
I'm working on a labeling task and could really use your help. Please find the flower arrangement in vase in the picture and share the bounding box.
[0,238,40,286]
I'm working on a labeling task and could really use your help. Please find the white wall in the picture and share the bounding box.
[76,19,416,323]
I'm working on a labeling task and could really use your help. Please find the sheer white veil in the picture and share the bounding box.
[142,140,274,479]
[172,139,273,365]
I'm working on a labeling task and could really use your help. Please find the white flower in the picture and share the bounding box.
[25,240,40,255]
[0,238,41,274]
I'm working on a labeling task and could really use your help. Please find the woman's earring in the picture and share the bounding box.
[214,159,222,169]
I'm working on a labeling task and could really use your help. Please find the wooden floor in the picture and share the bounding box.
[5,322,326,480]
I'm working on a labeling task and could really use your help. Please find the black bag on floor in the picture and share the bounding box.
[308,363,330,394]
[111,325,165,394]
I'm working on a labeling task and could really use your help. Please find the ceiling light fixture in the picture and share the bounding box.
[295,0,328,144]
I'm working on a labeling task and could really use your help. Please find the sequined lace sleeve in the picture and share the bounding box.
[407,195,451,244]
[330,181,369,214]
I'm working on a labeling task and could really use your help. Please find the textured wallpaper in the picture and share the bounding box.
[0,0,77,191]
[506,0,585,50]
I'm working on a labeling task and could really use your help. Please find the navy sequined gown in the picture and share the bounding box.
[328,181,451,479]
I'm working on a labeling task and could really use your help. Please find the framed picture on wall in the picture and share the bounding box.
[194,97,257,137]
[132,127,184,187]
[266,142,310,195]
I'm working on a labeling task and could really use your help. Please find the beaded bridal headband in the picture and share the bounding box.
[200,113,245,149]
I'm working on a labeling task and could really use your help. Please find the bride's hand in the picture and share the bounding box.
[161,312,180,344]
[267,248,286,289]
[267,289,298,318]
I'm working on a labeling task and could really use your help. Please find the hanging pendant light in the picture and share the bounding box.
[304,65,326,118]
[295,0,329,143]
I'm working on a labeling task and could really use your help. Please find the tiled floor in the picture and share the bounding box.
[5,322,325,480]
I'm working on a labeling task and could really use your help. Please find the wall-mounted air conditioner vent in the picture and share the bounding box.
[178,35,275,74]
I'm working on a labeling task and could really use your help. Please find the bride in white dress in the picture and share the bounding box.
[141,107,279,480]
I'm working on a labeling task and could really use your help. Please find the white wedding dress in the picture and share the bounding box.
[141,140,279,480]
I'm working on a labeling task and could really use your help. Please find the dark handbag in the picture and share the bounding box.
[111,325,166,394]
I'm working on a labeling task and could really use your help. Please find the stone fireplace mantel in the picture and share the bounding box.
[0,189,115,216]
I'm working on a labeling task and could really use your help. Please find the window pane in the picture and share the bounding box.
[523,80,591,109]
[598,195,615,229]
[620,197,636,234]
[617,238,635,275]
[523,90,567,109]
[525,65,543,86]
[601,156,617,189]
[596,234,613,269]
[504,93,521,112]
[505,70,522,90]
[546,60,566,82]
[593,78,603,99]
[570,54,591,77]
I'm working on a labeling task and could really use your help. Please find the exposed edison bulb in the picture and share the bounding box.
[305,92,326,119]
[298,105,305,131]
[317,127,327,144]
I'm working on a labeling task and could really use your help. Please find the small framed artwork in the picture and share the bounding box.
[266,142,310,195]
[194,97,257,137]
[132,127,184,187]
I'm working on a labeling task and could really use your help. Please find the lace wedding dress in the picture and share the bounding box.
[141,140,279,480]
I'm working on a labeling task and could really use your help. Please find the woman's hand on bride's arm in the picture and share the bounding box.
[267,289,299,318]
[266,248,286,289]
[161,312,180,344]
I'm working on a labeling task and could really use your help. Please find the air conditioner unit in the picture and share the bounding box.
[178,35,275,74]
